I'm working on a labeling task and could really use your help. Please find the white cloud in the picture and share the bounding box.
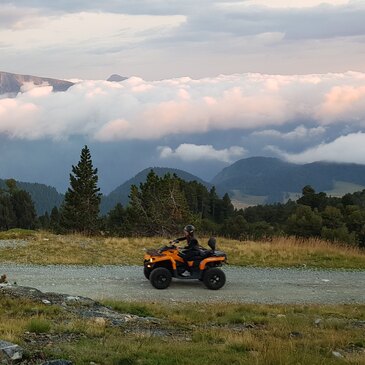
[252,125,326,139]
[267,132,365,164]
[158,144,246,163]
[1,71,365,142]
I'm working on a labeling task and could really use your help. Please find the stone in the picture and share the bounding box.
[332,351,343,358]
[41,360,73,365]
[0,340,23,362]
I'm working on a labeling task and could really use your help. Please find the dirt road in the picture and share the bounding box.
[1,264,364,304]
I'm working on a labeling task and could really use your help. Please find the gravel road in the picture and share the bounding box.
[1,264,365,304]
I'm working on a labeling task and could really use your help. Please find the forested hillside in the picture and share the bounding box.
[0,179,64,215]
[100,167,212,215]
[212,157,365,204]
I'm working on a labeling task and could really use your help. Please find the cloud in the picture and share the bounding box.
[252,125,326,139]
[266,132,365,164]
[1,71,365,142]
[158,144,246,163]
[2,1,365,79]
[0,4,41,29]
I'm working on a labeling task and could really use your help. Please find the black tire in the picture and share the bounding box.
[144,267,151,280]
[203,268,226,290]
[150,267,172,289]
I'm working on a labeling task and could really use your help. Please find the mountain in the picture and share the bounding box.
[101,167,211,214]
[212,157,365,206]
[0,71,74,96]
[106,74,128,82]
[0,179,64,215]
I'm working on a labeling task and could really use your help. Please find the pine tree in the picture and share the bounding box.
[50,206,61,232]
[60,145,101,234]
[127,171,191,236]
[0,179,36,230]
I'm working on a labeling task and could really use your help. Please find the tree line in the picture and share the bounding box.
[2,146,365,247]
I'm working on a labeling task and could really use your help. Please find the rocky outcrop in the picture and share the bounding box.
[0,284,164,364]
[0,284,159,327]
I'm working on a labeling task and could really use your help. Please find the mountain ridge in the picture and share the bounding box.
[4,157,365,215]
[212,156,365,205]
[0,71,74,95]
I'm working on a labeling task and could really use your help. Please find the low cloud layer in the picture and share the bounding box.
[158,144,246,163]
[1,72,365,143]
[252,125,326,139]
[267,132,365,165]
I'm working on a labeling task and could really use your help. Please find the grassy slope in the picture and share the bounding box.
[0,230,364,269]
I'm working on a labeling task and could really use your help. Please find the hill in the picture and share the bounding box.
[0,71,74,96]
[0,179,64,215]
[106,74,128,82]
[100,167,211,214]
[212,157,365,205]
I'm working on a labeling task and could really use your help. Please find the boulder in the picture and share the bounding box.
[0,340,23,363]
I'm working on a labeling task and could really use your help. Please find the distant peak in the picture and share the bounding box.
[107,74,128,82]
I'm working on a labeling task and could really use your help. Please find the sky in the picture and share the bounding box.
[1,0,365,193]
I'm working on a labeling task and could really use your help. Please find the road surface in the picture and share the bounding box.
[1,264,364,304]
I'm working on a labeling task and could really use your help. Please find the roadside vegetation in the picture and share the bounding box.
[0,230,364,269]
[1,295,364,365]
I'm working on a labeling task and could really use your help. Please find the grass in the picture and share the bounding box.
[0,231,364,269]
[1,296,365,364]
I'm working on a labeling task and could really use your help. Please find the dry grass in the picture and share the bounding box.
[1,296,365,365]
[220,236,365,269]
[0,231,364,269]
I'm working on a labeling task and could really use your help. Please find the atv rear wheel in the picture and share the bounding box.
[144,267,152,280]
[203,268,226,290]
[150,267,172,289]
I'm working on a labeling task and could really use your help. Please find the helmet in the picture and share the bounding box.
[184,224,195,234]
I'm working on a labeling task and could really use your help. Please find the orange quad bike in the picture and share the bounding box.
[143,237,227,290]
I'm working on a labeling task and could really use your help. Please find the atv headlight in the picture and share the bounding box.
[149,258,153,262]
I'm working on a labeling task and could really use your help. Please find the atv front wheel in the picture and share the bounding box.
[150,267,172,289]
[203,268,226,290]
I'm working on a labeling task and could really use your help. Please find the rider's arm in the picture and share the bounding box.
[170,237,187,244]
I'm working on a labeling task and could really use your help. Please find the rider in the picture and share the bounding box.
[171,225,201,270]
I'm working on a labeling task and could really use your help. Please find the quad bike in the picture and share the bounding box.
[143,237,227,290]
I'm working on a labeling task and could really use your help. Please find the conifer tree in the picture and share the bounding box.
[0,179,36,230]
[60,145,101,234]
[127,171,191,235]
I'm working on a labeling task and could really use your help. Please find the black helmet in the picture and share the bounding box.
[184,224,195,234]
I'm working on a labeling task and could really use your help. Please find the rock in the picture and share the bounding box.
[332,351,343,358]
[42,299,52,305]
[289,331,303,338]
[277,314,286,318]
[0,275,7,284]
[66,296,80,302]
[351,320,365,328]
[0,340,23,362]
[41,360,73,365]
[314,319,322,326]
